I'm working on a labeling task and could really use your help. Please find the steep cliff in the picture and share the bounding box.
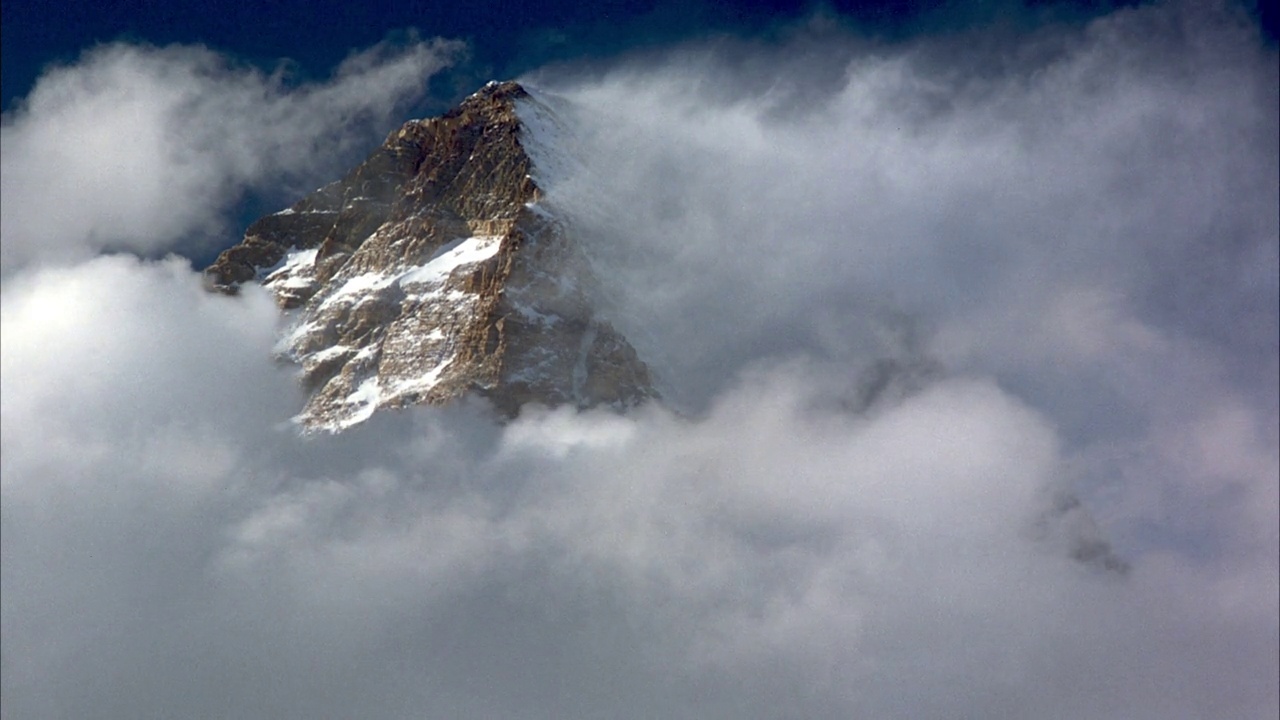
[206,81,656,431]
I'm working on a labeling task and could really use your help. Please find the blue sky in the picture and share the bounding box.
[1,0,857,109]
[16,0,1269,112]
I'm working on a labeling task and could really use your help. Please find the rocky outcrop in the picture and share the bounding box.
[206,81,656,431]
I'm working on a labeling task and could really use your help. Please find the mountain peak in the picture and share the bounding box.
[473,79,529,100]
[205,81,655,431]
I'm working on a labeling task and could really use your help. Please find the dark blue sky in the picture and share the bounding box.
[13,0,1272,114]
[2,0,853,109]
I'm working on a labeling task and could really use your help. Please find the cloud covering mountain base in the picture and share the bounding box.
[2,2,1277,718]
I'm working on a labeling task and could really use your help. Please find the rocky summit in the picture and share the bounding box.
[206,81,656,431]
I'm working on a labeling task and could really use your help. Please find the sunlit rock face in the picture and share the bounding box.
[206,81,656,431]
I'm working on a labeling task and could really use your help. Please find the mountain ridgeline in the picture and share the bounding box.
[205,81,656,431]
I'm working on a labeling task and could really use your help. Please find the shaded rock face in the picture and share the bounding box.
[206,81,656,431]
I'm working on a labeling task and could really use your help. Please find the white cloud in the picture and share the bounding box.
[2,3,1277,718]
[529,1,1277,415]
[0,38,462,272]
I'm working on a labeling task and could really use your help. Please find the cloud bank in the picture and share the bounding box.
[0,37,462,272]
[2,2,1277,719]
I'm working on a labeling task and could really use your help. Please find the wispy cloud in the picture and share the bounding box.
[0,37,462,272]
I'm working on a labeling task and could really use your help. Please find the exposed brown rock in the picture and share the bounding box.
[205,81,656,431]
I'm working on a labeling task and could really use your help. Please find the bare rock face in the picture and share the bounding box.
[206,81,656,431]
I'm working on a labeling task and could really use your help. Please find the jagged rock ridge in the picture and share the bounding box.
[206,81,656,431]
